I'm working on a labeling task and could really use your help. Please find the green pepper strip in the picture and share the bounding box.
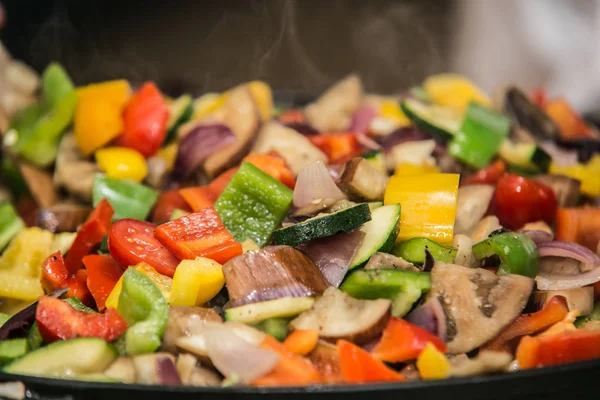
[575,302,600,328]
[0,338,29,365]
[118,268,168,355]
[392,237,457,265]
[64,297,96,313]
[27,323,43,350]
[472,232,539,278]
[215,162,293,247]
[92,174,158,221]
[0,201,24,251]
[448,102,510,169]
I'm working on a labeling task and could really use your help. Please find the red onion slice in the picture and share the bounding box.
[174,124,236,177]
[356,133,382,151]
[519,230,554,245]
[536,240,600,290]
[405,297,447,342]
[202,323,279,383]
[293,161,346,209]
[156,357,183,385]
[349,106,378,135]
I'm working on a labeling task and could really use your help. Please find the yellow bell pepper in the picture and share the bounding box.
[192,93,226,121]
[423,73,491,112]
[169,257,225,307]
[157,142,178,172]
[95,146,148,182]
[549,154,600,197]
[105,262,172,309]
[380,99,411,127]
[241,238,260,253]
[384,173,459,245]
[394,163,440,176]
[416,342,451,380]
[247,81,273,122]
[74,80,132,156]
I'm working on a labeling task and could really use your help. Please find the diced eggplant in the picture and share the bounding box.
[338,157,389,202]
[290,287,391,345]
[502,86,560,141]
[17,162,59,209]
[531,288,594,316]
[175,354,222,386]
[53,133,100,202]
[364,252,419,272]
[104,357,136,384]
[161,306,222,354]
[132,353,181,385]
[455,185,495,235]
[35,203,92,233]
[308,340,343,384]
[534,174,581,207]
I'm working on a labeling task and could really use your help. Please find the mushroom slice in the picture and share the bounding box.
[429,262,533,354]
[449,351,513,378]
[53,133,100,202]
[304,74,363,132]
[290,287,391,345]
[455,184,495,235]
[161,306,222,354]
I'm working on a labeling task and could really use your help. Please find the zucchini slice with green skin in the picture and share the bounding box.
[400,98,463,142]
[368,202,383,211]
[350,204,401,269]
[224,296,315,324]
[4,338,117,378]
[498,139,551,173]
[0,339,29,366]
[0,201,24,251]
[392,237,457,265]
[273,203,371,247]
[163,94,193,145]
[362,150,386,174]
[253,318,291,341]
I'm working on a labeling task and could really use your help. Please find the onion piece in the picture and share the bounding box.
[519,230,554,245]
[356,133,382,151]
[173,124,236,178]
[349,106,378,135]
[298,230,365,287]
[538,141,579,167]
[405,296,447,342]
[293,161,346,209]
[202,323,279,383]
[536,241,600,290]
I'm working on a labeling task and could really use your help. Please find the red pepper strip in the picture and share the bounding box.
[556,207,600,252]
[243,153,296,190]
[337,340,405,384]
[278,109,306,125]
[41,251,94,306]
[370,317,447,363]
[484,296,569,352]
[83,255,124,311]
[179,186,218,212]
[253,336,322,387]
[207,167,239,197]
[64,198,114,275]
[517,329,600,369]
[462,160,506,186]
[308,133,363,164]
[151,190,192,223]
[36,296,128,343]
[154,208,242,264]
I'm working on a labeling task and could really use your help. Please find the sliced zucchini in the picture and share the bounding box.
[253,318,291,341]
[0,339,29,366]
[368,202,383,211]
[350,204,401,269]
[224,296,315,324]
[362,150,386,174]
[498,139,551,173]
[164,94,193,144]
[273,203,371,247]
[400,98,463,141]
[4,338,117,378]
[0,201,24,251]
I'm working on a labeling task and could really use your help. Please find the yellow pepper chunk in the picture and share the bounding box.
[550,154,600,197]
[423,73,491,112]
[192,93,226,121]
[384,173,459,245]
[0,227,53,278]
[105,262,172,309]
[380,99,411,127]
[394,163,440,176]
[74,80,132,156]
[157,142,178,172]
[95,146,148,182]
[170,257,225,307]
[0,276,45,302]
[241,238,260,253]
[247,81,273,122]
[416,342,451,380]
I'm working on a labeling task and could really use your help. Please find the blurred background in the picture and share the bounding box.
[1,0,598,114]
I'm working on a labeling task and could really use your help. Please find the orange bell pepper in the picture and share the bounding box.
[83,254,124,311]
[151,190,192,223]
[243,153,296,189]
[484,296,569,352]
[179,186,218,212]
[338,340,405,384]
[253,336,322,386]
[283,330,319,356]
[556,207,600,252]
[207,167,239,197]
[309,133,363,164]
[278,109,306,125]
[371,317,447,363]
[544,98,595,140]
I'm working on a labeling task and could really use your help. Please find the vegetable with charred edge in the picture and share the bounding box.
[82,255,124,311]
[225,297,315,325]
[393,238,457,265]
[338,157,389,201]
[501,86,560,140]
[472,232,539,278]
[215,162,293,247]
[117,268,169,355]
[169,257,225,307]
[337,340,404,384]
[0,201,24,250]
[92,175,158,222]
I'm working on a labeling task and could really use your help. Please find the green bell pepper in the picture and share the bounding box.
[27,323,43,350]
[42,62,76,109]
[340,268,431,317]
[0,155,29,200]
[214,162,293,247]
[64,297,96,313]
[472,232,539,277]
[92,174,158,221]
[0,338,29,365]
[448,102,510,169]
[117,268,168,355]
[392,237,457,265]
[575,302,600,328]
[0,201,24,251]
[253,318,291,342]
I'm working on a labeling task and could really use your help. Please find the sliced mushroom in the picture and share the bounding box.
[35,202,92,233]
[290,287,391,345]
[338,157,389,202]
[252,121,327,175]
[455,185,495,235]
[449,351,513,378]
[161,306,222,354]
[132,353,181,385]
[534,175,581,207]
[469,216,502,243]
[53,133,100,202]
[429,262,533,354]
[104,357,136,384]
[364,252,419,272]
[308,340,343,384]
[17,162,59,209]
[304,74,363,132]
[175,354,222,386]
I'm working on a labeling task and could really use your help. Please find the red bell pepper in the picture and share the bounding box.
[64,198,114,275]
[36,296,128,343]
[531,87,548,108]
[179,186,218,212]
[371,317,447,363]
[83,254,124,311]
[115,82,169,158]
[337,340,405,384]
[151,190,192,223]
[207,167,239,197]
[41,251,94,306]
[462,160,506,186]
[309,133,363,164]
[484,296,569,352]
[154,207,242,264]
[517,329,600,369]
[556,207,600,252]
[278,109,306,125]
[243,153,296,189]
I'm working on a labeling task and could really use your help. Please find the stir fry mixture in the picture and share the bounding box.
[1,45,600,387]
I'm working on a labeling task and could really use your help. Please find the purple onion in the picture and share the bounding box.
[377,126,434,150]
[156,357,183,385]
[293,161,346,209]
[519,230,554,245]
[174,124,236,177]
[405,297,447,342]
[348,106,378,135]
[535,240,600,290]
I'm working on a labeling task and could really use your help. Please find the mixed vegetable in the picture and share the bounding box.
[1,43,600,388]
